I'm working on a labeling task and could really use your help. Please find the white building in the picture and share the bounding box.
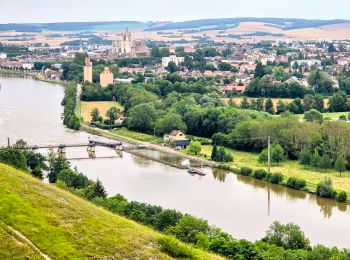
[290,59,321,68]
[22,62,34,70]
[162,55,185,68]
[0,53,7,59]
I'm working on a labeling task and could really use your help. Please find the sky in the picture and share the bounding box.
[1,0,350,23]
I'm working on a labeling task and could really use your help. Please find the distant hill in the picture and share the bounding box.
[145,17,350,31]
[1,18,350,33]
[0,163,221,259]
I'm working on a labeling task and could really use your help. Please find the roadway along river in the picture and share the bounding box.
[0,74,349,248]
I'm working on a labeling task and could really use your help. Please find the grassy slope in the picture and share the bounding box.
[0,221,43,260]
[182,145,350,194]
[0,164,221,260]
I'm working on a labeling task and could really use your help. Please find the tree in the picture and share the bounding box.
[167,61,179,73]
[127,103,158,133]
[0,148,27,170]
[265,98,275,114]
[316,177,334,198]
[304,109,323,123]
[328,91,348,112]
[211,145,218,161]
[155,113,187,135]
[328,43,335,53]
[189,141,202,155]
[272,144,284,165]
[85,179,107,199]
[310,150,321,169]
[47,151,70,183]
[211,146,233,162]
[151,46,160,57]
[262,221,310,250]
[221,48,233,57]
[240,97,250,109]
[106,107,120,125]
[172,215,210,244]
[218,62,232,71]
[90,108,101,123]
[254,62,265,78]
[276,100,286,114]
[299,148,312,167]
[335,156,347,177]
[318,155,332,171]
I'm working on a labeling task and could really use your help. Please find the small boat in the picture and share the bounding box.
[187,167,206,176]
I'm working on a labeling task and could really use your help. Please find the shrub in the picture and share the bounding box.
[253,169,267,180]
[240,167,253,176]
[286,177,306,190]
[316,177,334,198]
[335,191,348,202]
[157,236,195,258]
[269,173,284,184]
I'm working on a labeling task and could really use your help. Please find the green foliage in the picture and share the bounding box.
[268,173,284,184]
[155,113,187,135]
[304,109,323,123]
[171,215,210,244]
[286,177,306,190]
[299,148,312,167]
[240,167,253,176]
[127,103,158,133]
[189,141,202,155]
[335,191,348,202]
[253,169,267,180]
[0,148,27,170]
[335,156,347,176]
[328,91,348,112]
[316,177,335,198]
[211,145,233,162]
[265,98,275,114]
[47,152,70,183]
[263,221,310,250]
[62,84,80,130]
[57,168,91,189]
[157,236,195,258]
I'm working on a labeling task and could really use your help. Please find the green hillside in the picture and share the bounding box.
[0,163,221,259]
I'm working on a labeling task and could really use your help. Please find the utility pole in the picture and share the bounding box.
[267,135,271,174]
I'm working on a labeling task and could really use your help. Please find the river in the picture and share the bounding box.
[0,74,349,248]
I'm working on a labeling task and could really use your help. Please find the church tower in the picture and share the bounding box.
[83,58,93,83]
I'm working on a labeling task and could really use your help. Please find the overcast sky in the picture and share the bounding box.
[1,0,350,23]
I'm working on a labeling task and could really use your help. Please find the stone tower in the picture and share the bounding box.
[83,58,93,83]
[119,29,132,54]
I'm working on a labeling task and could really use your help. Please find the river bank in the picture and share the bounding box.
[0,69,66,86]
[2,74,350,247]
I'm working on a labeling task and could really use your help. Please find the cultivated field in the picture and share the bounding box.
[80,101,123,123]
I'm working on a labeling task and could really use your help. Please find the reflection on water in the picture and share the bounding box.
[1,75,350,248]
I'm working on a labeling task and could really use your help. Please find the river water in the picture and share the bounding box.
[0,74,349,248]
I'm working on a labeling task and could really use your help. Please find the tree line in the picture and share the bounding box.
[1,143,348,259]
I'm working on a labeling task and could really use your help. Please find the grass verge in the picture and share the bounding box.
[0,163,221,259]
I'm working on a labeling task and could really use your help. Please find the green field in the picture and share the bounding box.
[0,163,221,259]
[182,145,350,194]
[296,111,350,120]
[111,128,163,144]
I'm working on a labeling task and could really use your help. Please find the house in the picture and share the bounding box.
[100,67,114,87]
[162,55,185,68]
[163,130,189,149]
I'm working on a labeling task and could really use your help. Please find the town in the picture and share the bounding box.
[2,7,350,260]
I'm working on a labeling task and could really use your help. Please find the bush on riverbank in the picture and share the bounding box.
[62,84,80,130]
[286,177,307,190]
